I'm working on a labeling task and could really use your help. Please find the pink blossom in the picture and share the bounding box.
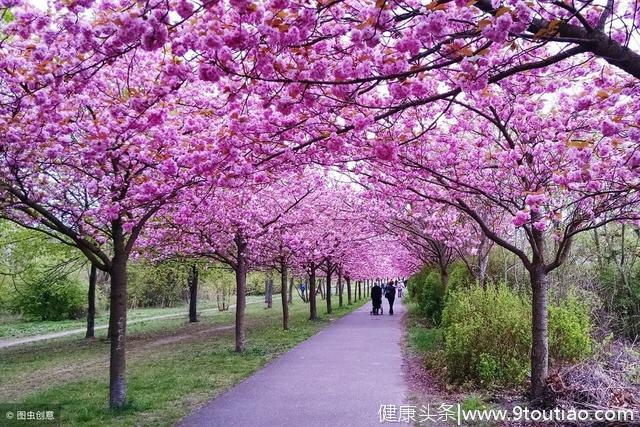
[415,11,447,38]
[175,0,194,19]
[198,63,220,82]
[525,193,547,207]
[374,142,396,161]
[532,220,547,231]
[141,22,168,51]
[601,120,620,137]
[513,210,530,227]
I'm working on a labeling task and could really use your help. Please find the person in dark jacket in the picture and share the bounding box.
[371,283,383,315]
[385,281,396,315]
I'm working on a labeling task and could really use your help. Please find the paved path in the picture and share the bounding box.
[0,300,266,349]
[179,300,407,427]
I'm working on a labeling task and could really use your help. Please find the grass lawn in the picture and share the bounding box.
[0,296,268,339]
[0,296,367,426]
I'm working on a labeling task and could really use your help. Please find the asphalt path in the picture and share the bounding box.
[179,299,407,427]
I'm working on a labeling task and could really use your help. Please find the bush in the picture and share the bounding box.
[442,284,531,387]
[447,261,474,293]
[0,281,11,311]
[10,275,86,321]
[127,262,187,308]
[408,266,446,325]
[597,264,640,341]
[549,296,592,362]
[442,284,593,388]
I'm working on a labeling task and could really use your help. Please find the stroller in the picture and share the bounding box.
[370,284,383,315]
[370,298,383,315]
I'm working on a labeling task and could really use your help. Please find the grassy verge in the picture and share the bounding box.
[406,302,443,355]
[404,302,494,426]
[1,297,367,426]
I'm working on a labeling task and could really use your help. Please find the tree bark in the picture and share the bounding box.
[108,223,128,409]
[326,259,332,314]
[529,264,549,404]
[476,235,492,290]
[281,261,289,330]
[288,275,293,304]
[188,264,199,323]
[309,263,317,320]
[346,276,352,305]
[266,274,273,309]
[358,280,362,300]
[439,266,449,289]
[235,233,248,353]
[338,268,343,307]
[86,262,97,339]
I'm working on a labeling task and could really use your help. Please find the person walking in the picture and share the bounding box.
[300,283,307,302]
[385,281,396,315]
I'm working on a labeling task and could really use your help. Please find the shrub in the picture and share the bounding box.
[127,262,187,308]
[549,296,592,362]
[408,267,446,325]
[0,281,11,311]
[447,261,473,293]
[597,264,640,341]
[10,275,86,321]
[442,284,531,387]
[442,284,593,388]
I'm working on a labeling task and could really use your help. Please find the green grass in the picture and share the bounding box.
[0,297,367,426]
[0,296,267,339]
[460,394,488,411]
[406,302,443,354]
[408,326,443,353]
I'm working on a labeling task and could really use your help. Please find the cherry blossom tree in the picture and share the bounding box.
[362,68,639,401]
[0,18,226,405]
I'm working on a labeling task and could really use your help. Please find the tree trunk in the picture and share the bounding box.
[288,275,293,304]
[439,266,449,289]
[478,253,489,290]
[267,275,273,309]
[309,263,317,320]
[86,263,97,339]
[235,234,248,353]
[318,278,324,300]
[108,225,128,409]
[476,235,492,289]
[358,280,362,300]
[338,268,343,307]
[326,260,332,314]
[529,265,549,404]
[281,261,289,330]
[346,276,352,305]
[189,264,199,323]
